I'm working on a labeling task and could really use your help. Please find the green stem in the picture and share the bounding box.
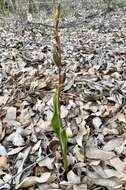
[63,154,68,172]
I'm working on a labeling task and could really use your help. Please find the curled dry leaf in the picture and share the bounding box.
[16,172,51,189]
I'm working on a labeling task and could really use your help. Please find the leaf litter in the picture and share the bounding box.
[0,4,126,190]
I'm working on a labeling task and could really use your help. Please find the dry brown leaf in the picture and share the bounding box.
[0,95,9,106]
[67,170,80,184]
[66,126,73,137]
[38,157,55,169]
[109,157,126,175]
[74,146,84,162]
[7,147,25,156]
[87,171,122,188]
[61,105,68,118]
[0,145,7,156]
[76,126,88,147]
[86,148,115,161]
[92,117,102,129]
[93,177,122,188]
[15,147,31,185]
[16,172,51,189]
[73,184,87,190]
[117,113,126,123]
[37,119,52,132]
[7,127,25,146]
[18,108,31,125]
[0,156,8,169]
[31,140,41,154]
[103,138,123,151]
[5,107,17,121]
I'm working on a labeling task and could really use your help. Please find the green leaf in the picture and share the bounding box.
[51,91,68,171]
[51,92,61,135]
[61,129,68,154]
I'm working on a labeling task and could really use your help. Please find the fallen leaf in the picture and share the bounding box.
[0,145,7,156]
[117,113,126,123]
[86,148,115,161]
[73,184,87,190]
[38,157,55,169]
[0,156,8,169]
[7,127,25,146]
[76,126,88,147]
[61,105,68,118]
[74,145,84,162]
[7,147,25,156]
[5,107,16,121]
[103,138,123,151]
[16,172,51,189]
[109,157,126,175]
[15,147,31,185]
[31,140,41,154]
[92,117,102,129]
[67,170,80,184]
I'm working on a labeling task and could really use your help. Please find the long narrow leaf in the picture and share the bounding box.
[51,92,61,136]
[51,91,68,171]
[60,129,68,154]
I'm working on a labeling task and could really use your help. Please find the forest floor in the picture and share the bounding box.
[0,5,126,190]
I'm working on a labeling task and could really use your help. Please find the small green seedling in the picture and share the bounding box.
[51,4,68,172]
